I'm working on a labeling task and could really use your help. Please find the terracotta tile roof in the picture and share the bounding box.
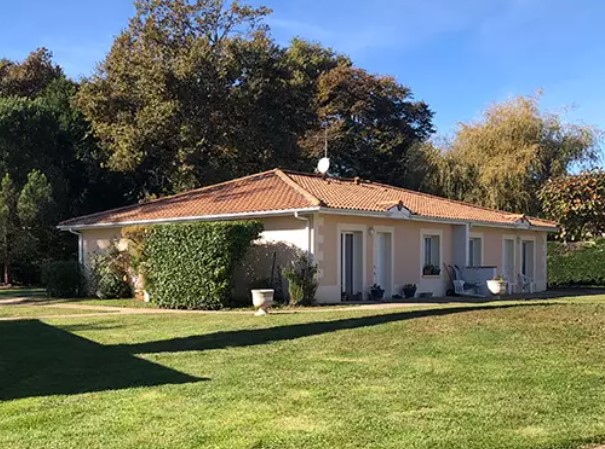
[59,169,558,229]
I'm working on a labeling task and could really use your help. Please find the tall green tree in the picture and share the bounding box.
[539,171,605,241]
[77,1,434,197]
[0,174,18,284]
[77,0,276,196]
[17,170,56,268]
[430,95,600,215]
[299,65,434,188]
[0,48,63,98]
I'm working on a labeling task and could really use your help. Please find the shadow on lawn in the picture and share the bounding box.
[0,320,203,400]
[119,303,549,355]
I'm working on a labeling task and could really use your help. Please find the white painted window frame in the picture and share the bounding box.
[420,228,443,278]
[468,231,484,267]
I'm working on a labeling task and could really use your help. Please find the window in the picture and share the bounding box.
[469,237,482,267]
[423,235,440,269]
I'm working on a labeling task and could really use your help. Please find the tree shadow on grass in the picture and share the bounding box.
[118,303,552,355]
[0,320,203,401]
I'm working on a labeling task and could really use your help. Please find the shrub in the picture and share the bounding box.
[540,171,605,242]
[145,221,263,309]
[548,239,605,286]
[42,260,84,297]
[88,247,132,299]
[283,254,318,306]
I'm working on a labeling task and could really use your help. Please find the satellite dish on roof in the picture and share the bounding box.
[317,157,330,175]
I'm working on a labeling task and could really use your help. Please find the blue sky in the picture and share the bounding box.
[2,0,605,136]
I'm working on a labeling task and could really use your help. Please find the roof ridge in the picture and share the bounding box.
[282,169,526,218]
[274,169,323,206]
[525,214,558,225]
[59,169,278,226]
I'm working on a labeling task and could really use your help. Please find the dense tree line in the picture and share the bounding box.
[0,0,600,282]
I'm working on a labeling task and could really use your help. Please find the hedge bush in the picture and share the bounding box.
[145,221,263,309]
[548,239,605,286]
[42,260,84,297]
[88,247,132,299]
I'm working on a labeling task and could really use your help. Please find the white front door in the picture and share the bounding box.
[374,232,392,298]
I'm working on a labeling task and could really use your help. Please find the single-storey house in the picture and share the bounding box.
[58,169,557,302]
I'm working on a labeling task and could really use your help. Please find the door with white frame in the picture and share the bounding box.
[374,231,392,298]
[502,238,516,282]
[340,231,364,300]
[521,240,535,280]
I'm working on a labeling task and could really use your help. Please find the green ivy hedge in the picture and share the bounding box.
[145,221,263,309]
[548,239,605,286]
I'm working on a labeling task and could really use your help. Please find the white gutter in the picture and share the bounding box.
[57,207,322,231]
[316,207,557,232]
[67,228,84,265]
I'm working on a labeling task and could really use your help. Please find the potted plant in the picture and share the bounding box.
[487,275,508,296]
[370,283,385,300]
[283,254,318,307]
[423,265,441,276]
[402,283,417,298]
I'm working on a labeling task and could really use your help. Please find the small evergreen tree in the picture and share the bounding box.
[0,174,17,284]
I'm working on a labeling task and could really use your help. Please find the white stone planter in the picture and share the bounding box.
[251,289,274,315]
[486,280,507,296]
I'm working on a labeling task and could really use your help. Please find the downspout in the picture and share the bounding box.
[293,211,312,255]
[67,228,84,266]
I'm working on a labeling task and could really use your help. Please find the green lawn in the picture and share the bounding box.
[0,305,115,318]
[75,297,160,308]
[1,297,605,449]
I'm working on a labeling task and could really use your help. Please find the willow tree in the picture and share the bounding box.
[431,95,600,215]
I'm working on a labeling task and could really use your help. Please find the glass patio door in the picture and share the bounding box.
[341,231,363,300]
[522,240,535,280]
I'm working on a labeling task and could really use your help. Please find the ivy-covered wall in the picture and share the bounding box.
[145,221,263,309]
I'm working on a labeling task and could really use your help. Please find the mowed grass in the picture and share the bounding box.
[0,305,115,318]
[1,297,605,449]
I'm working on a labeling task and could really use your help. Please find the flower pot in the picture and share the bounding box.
[403,287,417,299]
[486,280,507,296]
[370,289,385,301]
[251,289,274,315]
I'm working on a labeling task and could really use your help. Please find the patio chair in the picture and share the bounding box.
[517,273,536,293]
[448,264,484,298]
[503,275,516,294]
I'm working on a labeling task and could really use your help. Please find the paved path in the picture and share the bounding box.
[0,297,443,320]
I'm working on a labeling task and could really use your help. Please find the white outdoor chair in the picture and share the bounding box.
[517,273,536,293]
[503,275,516,294]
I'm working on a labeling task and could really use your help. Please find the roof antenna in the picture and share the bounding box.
[317,124,330,178]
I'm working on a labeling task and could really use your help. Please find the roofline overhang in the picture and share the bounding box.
[57,207,322,230]
[315,207,558,232]
[58,205,558,233]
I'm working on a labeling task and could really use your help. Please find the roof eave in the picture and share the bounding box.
[58,205,558,233]
[57,207,322,231]
[316,207,557,231]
